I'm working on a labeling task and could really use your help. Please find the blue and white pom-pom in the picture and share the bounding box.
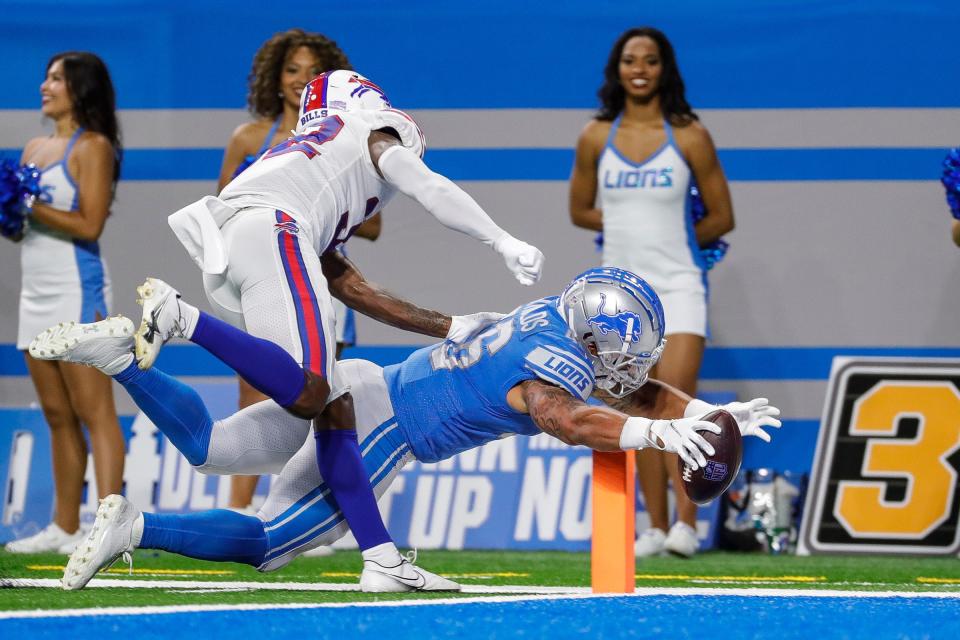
[595,183,730,270]
[942,148,960,220]
[689,183,729,270]
[0,159,41,238]
[0,159,24,237]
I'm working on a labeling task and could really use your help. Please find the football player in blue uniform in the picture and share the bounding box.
[30,267,780,592]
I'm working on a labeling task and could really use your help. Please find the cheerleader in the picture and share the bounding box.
[570,27,735,558]
[4,52,124,554]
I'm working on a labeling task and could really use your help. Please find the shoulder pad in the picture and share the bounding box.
[355,109,426,158]
[513,300,559,340]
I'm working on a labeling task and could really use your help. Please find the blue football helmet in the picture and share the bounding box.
[558,267,666,397]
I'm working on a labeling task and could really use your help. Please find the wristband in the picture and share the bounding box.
[620,416,658,450]
[684,398,714,418]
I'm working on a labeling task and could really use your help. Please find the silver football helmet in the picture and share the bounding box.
[558,267,666,397]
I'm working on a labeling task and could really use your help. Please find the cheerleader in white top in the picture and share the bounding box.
[570,27,735,558]
[215,30,380,516]
[4,52,125,554]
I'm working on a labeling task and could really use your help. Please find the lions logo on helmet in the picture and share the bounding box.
[587,294,644,345]
[558,267,665,397]
[299,70,392,130]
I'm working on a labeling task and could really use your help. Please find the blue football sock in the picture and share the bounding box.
[191,311,306,408]
[114,362,212,466]
[140,510,267,567]
[315,429,391,551]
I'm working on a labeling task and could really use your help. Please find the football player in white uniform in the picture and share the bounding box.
[130,70,544,589]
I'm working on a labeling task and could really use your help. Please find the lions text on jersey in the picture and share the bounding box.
[384,297,595,463]
[599,117,705,295]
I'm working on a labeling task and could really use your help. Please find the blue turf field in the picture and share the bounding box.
[5,594,959,640]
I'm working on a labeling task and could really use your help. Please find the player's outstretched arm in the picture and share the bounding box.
[510,380,718,469]
[610,379,782,443]
[369,133,544,285]
[321,250,450,338]
[320,250,500,342]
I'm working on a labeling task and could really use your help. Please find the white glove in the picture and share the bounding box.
[493,234,544,286]
[446,312,506,343]
[720,397,782,442]
[621,416,720,471]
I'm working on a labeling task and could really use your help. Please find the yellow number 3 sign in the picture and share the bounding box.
[800,359,960,555]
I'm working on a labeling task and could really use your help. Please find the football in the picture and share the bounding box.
[677,408,743,505]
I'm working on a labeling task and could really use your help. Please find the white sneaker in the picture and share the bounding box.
[135,277,187,370]
[664,521,699,558]
[300,545,335,558]
[5,522,84,554]
[29,317,135,375]
[634,527,667,557]
[359,550,460,593]
[62,494,139,591]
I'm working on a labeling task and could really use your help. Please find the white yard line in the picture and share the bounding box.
[0,578,587,594]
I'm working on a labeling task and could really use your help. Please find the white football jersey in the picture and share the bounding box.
[220,109,425,255]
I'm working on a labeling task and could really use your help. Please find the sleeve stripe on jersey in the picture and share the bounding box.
[534,345,593,384]
[540,343,593,378]
[524,362,591,400]
[524,345,594,399]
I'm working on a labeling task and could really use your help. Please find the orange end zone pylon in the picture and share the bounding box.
[591,450,636,593]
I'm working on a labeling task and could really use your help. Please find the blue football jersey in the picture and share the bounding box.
[383,297,595,462]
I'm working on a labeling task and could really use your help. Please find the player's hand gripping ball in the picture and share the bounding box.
[677,409,742,505]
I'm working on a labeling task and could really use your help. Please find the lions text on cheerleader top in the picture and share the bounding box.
[603,167,673,189]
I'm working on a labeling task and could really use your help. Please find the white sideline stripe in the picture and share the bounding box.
[1,108,958,149]
[0,578,586,594]
[3,581,960,621]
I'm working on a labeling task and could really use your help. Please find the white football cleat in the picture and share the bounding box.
[664,521,699,558]
[135,277,187,370]
[29,317,135,375]
[360,550,460,592]
[4,522,84,554]
[62,494,139,591]
[634,527,667,558]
